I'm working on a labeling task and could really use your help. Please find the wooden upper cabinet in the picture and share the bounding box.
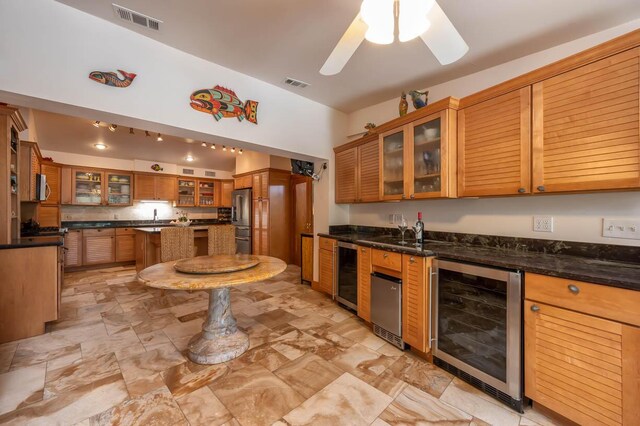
[234,175,253,189]
[40,163,60,205]
[221,180,234,207]
[532,48,640,193]
[357,140,381,202]
[252,172,269,199]
[197,179,215,206]
[60,167,72,205]
[105,172,133,206]
[134,174,175,201]
[19,142,41,202]
[380,127,407,201]
[335,147,357,203]
[458,87,531,197]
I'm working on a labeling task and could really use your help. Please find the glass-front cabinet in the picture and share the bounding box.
[197,179,215,206]
[106,172,132,206]
[73,169,104,205]
[380,128,406,200]
[378,108,452,200]
[177,178,196,206]
[408,111,448,199]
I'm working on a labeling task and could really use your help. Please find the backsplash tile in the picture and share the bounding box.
[61,202,227,222]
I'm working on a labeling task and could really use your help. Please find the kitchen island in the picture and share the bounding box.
[135,224,230,272]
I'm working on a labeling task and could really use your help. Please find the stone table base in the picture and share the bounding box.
[187,287,249,364]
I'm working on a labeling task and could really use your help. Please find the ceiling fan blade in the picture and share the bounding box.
[420,1,469,65]
[320,14,368,76]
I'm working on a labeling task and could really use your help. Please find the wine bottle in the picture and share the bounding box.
[415,212,424,244]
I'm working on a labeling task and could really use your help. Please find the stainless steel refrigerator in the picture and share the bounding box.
[231,188,252,254]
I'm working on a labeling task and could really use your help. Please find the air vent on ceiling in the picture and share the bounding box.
[284,77,310,89]
[112,3,162,31]
[182,168,194,175]
[204,171,216,177]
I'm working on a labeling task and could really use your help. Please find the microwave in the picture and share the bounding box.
[35,173,47,201]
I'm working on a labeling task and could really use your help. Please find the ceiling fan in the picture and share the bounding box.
[320,0,468,75]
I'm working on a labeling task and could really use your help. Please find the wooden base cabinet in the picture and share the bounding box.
[314,237,335,297]
[525,273,640,426]
[64,229,82,267]
[83,229,115,265]
[401,255,431,353]
[357,246,372,322]
[115,228,136,262]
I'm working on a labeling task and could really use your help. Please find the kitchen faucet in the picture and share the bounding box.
[153,208,158,223]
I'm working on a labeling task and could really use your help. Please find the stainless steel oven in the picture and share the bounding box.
[431,259,523,412]
[336,241,358,310]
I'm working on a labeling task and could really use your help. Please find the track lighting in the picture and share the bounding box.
[157,133,163,142]
[201,142,207,147]
[239,149,243,154]
[145,130,150,137]
[230,147,235,153]
[222,146,227,151]
[92,120,101,127]
[210,144,216,150]
[108,124,117,132]
[129,128,135,135]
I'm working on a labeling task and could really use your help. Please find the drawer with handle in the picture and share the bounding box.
[525,273,640,327]
[115,227,136,235]
[82,228,115,237]
[319,237,336,251]
[371,249,402,272]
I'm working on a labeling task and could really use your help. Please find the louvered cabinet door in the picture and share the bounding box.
[335,148,357,203]
[458,87,531,196]
[83,236,115,265]
[357,246,372,322]
[524,300,640,426]
[357,141,380,202]
[532,48,640,193]
[115,235,135,262]
[64,230,82,267]
[41,163,60,205]
[318,248,335,296]
[402,254,427,352]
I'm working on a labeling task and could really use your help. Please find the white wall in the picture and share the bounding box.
[346,20,640,247]
[0,0,346,162]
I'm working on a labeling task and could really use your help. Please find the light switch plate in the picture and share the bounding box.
[602,219,640,240]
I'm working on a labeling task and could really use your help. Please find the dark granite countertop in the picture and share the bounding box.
[63,219,230,230]
[318,229,640,291]
[134,225,227,233]
[0,236,64,250]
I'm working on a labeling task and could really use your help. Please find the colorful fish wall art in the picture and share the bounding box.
[190,86,258,124]
[89,70,137,88]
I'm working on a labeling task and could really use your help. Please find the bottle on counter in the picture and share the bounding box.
[415,212,424,245]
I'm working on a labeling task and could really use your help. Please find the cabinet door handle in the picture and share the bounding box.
[537,185,545,192]
[518,188,526,193]
[383,253,388,259]
[568,284,580,295]
[409,257,415,263]
[531,305,540,312]
[410,194,415,199]
[401,194,406,199]
[361,248,366,253]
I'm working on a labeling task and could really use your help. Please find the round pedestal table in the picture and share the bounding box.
[138,254,286,364]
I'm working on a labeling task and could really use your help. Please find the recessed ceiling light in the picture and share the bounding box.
[94,143,107,150]
[92,120,101,127]
[108,124,117,132]
[157,133,163,142]
[211,144,216,150]
[185,155,194,162]
[201,142,207,147]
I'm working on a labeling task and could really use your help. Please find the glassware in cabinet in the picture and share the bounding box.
[198,180,215,206]
[411,116,442,197]
[74,170,103,205]
[106,173,132,205]
[381,129,405,199]
[177,178,196,206]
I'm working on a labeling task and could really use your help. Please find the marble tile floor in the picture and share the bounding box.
[0,265,560,426]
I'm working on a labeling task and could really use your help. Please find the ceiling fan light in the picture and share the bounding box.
[360,0,394,45]
[399,0,433,42]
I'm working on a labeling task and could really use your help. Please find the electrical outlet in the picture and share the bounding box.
[64,214,72,220]
[114,214,119,219]
[388,214,395,224]
[533,216,554,232]
[602,219,640,240]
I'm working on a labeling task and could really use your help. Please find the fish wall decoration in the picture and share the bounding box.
[89,70,137,88]
[190,85,258,124]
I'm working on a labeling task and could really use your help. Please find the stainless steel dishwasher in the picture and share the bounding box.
[371,272,405,349]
